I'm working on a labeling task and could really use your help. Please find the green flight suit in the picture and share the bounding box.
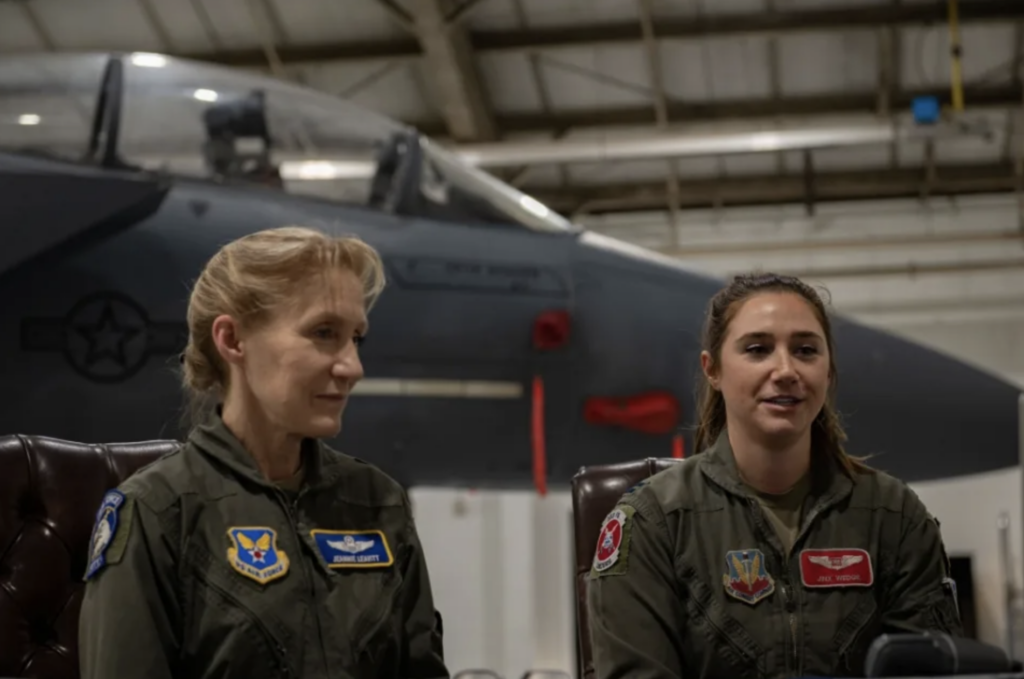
[586,430,962,679]
[78,415,449,679]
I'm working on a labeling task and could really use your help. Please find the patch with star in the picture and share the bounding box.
[227,527,290,584]
[19,290,186,384]
[311,529,394,568]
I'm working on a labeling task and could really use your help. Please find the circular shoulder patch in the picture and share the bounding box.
[593,507,628,572]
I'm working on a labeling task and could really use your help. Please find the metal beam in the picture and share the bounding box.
[1004,21,1024,162]
[414,84,1024,136]
[470,0,1024,52]
[14,0,55,51]
[663,229,1024,257]
[178,0,1024,67]
[136,0,176,52]
[527,163,1019,213]
[409,0,497,141]
[766,0,785,175]
[187,0,225,51]
[636,0,682,234]
[749,258,1024,280]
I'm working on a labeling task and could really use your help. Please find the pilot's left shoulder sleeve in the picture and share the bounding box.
[394,488,449,679]
[880,480,963,636]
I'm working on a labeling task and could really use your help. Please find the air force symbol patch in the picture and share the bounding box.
[311,530,394,568]
[84,490,129,580]
[723,549,775,605]
[590,504,636,578]
[227,527,290,584]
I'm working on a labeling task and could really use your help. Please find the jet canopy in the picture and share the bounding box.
[0,52,575,234]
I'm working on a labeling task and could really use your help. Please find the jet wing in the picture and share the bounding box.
[0,155,169,277]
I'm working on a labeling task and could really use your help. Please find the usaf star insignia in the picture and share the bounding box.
[227,527,290,584]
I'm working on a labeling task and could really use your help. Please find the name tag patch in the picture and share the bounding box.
[312,530,394,568]
[800,548,873,588]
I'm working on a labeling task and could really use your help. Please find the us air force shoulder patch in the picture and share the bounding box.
[84,490,132,580]
[590,504,636,578]
[624,479,649,497]
[227,527,290,584]
[723,549,775,605]
[311,530,394,568]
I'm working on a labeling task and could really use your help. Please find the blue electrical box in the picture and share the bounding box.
[912,96,941,125]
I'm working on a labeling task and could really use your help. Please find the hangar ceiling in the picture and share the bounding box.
[0,0,1022,221]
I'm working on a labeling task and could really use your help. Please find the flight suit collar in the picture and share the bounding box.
[189,410,340,493]
[698,427,854,509]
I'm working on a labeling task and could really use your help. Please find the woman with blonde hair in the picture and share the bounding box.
[79,226,449,679]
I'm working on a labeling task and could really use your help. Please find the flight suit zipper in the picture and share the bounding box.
[747,498,801,677]
[781,583,798,674]
[278,490,330,675]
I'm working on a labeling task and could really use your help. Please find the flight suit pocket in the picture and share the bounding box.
[681,564,766,676]
[925,584,964,635]
[182,541,298,677]
[833,593,879,677]
[325,545,407,675]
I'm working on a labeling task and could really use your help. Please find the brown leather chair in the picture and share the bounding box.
[570,458,683,679]
[0,434,180,679]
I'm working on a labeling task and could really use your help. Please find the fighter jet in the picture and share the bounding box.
[0,52,1019,490]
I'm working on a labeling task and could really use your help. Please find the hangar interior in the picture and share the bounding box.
[1,0,1023,677]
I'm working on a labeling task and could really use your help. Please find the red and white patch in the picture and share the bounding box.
[800,548,874,588]
[592,508,627,572]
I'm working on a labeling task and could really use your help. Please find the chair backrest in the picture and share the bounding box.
[570,458,683,679]
[0,434,180,679]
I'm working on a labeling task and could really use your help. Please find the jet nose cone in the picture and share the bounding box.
[832,317,1021,482]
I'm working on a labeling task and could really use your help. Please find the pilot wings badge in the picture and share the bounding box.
[722,549,775,605]
[227,527,290,584]
[311,529,394,568]
[799,548,874,588]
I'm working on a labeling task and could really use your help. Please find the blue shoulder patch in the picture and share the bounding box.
[624,479,650,496]
[311,529,394,568]
[85,490,126,580]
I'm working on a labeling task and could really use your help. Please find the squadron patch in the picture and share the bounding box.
[227,527,290,584]
[590,504,636,577]
[799,548,873,588]
[84,490,131,580]
[723,549,775,605]
[311,529,394,568]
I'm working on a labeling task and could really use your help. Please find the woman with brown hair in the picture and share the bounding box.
[586,272,961,679]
